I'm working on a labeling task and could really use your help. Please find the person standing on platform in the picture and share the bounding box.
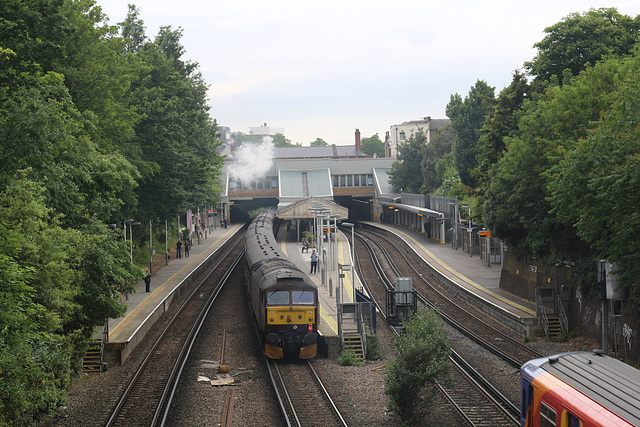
[176,240,182,259]
[223,216,228,229]
[184,239,190,258]
[310,249,318,274]
[144,267,151,292]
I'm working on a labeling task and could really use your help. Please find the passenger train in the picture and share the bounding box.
[244,208,318,359]
[521,350,640,426]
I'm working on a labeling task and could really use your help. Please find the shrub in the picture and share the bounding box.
[337,350,365,366]
[384,308,451,426]
[365,335,384,360]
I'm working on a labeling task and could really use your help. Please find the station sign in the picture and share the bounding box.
[479,231,491,237]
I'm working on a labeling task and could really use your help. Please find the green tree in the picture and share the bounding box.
[385,308,450,426]
[421,124,455,193]
[128,25,223,221]
[361,133,385,157]
[475,71,529,192]
[310,137,328,146]
[272,132,301,147]
[548,61,640,307]
[389,130,427,193]
[525,8,640,88]
[0,176,138,424]
[483,53,627,266]
[446,80,495,188]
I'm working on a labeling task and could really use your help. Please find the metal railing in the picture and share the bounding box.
[536,294,550,338]
[554,293,568,335]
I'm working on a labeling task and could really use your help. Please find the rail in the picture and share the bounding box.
[106,241,244,427]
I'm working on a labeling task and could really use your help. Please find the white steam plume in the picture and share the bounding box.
[228,137,275,183]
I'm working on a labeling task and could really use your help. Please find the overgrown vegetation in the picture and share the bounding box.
[0,1,223,423]
[365,334,384,360]
[337,350,365,366]
[385,308,451,426]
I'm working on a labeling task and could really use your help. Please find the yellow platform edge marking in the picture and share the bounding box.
[389,225,536,317]
[109,225,240,338]
[319,303,338,333]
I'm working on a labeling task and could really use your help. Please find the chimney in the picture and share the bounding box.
[355,128,361,153]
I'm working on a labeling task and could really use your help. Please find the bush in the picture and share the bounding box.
[384,308,451,425]
[337,350,365,366]
[365,335,384,360]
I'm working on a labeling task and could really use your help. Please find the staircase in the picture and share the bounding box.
[547,315,562,340]
[82,340,103,373]
[342,334,364,360]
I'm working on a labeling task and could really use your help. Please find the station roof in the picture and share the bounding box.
[373,168,397,196]
[278,169,333,202]
[379,200,444,218]
[276,197,348,220]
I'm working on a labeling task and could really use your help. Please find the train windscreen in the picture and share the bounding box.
[292,290,315,305]
[266,290,289,305]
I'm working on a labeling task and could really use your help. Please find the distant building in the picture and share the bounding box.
[385,116,450,158]
[249,123,284,140]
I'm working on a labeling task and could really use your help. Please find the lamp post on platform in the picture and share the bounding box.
[149,217,159,274]
[342,222,355,300]
[461,205,471,257]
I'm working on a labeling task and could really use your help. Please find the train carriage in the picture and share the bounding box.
[244,208,318,359]
[521,350,640,426]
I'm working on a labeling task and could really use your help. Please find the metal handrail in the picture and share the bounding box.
[554,293,568,334]
[536,294,550,338]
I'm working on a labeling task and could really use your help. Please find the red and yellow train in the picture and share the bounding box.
[521,350,640,426]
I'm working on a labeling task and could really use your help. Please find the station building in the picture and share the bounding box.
[217,129,492,254]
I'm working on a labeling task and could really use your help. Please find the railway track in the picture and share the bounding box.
[349,227,521,425]
[105,242,244,427]
[267,359,348,427]
[356,226,542,367]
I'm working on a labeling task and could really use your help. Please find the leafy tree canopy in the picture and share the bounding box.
[421,124,455,194]
[389,130,427,194]
[547,53,640,305]
[361,133,385,157]
[272,133,302,147]
[446,80,495,188]
[310,137,328,146]
[525,8,640,87]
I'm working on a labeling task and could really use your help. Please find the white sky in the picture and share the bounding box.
[98,1,640,146]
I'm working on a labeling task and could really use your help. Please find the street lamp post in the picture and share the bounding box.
[129,221,141,263]
[149,217,159,274]
[461,205,472,257]
[342,222,355,300]
[165,218,168,265]
[449,202,458,250]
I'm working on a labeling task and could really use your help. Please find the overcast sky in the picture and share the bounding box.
[98,1,640,146]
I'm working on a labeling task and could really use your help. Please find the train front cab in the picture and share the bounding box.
[263,287,318,359]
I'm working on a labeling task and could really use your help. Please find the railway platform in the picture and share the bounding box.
[278,228,357,357]
[363,221,538,335]
[100,224,243,367]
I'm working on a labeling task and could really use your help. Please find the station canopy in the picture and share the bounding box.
[276,197,348,221]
